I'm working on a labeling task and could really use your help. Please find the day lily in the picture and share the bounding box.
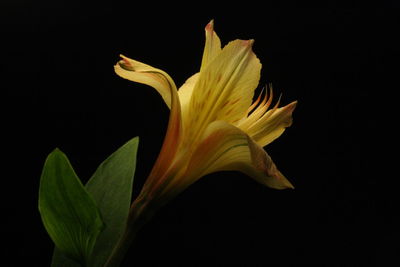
[115,20,297,218]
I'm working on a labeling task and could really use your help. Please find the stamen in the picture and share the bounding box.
[258,92,282,122]
[247,87,265,115]
[249,85,272,119]
[262,85,274,113]
[273,93,282,110]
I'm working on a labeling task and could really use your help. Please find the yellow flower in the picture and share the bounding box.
[115,20,297,210]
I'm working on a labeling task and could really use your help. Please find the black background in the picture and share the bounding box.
[2,3,397,266]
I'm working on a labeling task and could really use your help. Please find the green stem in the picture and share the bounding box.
[103,197,154,267]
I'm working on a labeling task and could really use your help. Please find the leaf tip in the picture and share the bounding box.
[49,147,65,158]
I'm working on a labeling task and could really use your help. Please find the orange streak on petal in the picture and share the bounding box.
[221,100,229,109]
[141,84,182,199]
[230,98,241,106]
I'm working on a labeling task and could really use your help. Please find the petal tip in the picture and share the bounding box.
[288,100,298,110]
[241,39,255,47]
[119,54,128,60]
[205,19,215,31]
[117,57,134,71]
[285,180,295,189]
[281,100,297,114]
[270,170,295,190]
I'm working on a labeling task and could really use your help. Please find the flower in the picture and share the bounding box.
[115,20,297,211]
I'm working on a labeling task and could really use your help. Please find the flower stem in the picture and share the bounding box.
[104,197,153,267]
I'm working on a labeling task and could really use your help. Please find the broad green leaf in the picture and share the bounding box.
[50,137,139,267]
[85,137,139,267]
[39,149,104,266]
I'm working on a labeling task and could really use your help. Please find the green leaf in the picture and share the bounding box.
[85,137,139,267]
[39,149,104,266]
[49,137,139,267]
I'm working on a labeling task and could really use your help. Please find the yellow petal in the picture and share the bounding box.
[182,121,294,190]
[178,74,199,106]
[114,54,176,109]
[200,20,222,71]
[187,39,261,145]
[179,19,221,121]
[116,55,183,198]
[178,73,199,131]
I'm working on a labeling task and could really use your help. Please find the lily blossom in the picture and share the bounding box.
[115,20,297,212]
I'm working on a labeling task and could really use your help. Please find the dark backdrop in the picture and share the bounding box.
[2,4,396,266]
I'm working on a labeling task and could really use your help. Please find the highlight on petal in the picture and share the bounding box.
[187,39,261,145]
[114,54,176,109]
[200,19,222,71]
[179,121,294,191]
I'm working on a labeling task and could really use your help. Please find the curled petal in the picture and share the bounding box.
[181,121,294,190]
[114,54,176,109]
[116,55,183,198]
